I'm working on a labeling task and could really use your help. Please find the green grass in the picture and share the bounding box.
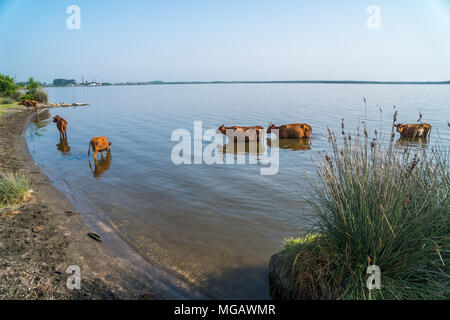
[0,171,30,207]
[283,111,449,300]
[284,233,322,250]
[0,97,19,115]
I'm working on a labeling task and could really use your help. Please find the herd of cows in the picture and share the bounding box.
[19,99,39,112]
[30,105,431,164]
[51,114,112,161]
[216,121,431,141]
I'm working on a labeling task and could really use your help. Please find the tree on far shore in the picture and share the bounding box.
[53,78,77,87]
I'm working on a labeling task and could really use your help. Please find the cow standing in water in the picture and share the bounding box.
[217,125,265,142]
[53,115,68,139]
[267,123,312,138]
[88,136,112,160]
[396,123,432,138]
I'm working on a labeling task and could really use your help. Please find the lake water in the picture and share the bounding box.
[25,84,450,299]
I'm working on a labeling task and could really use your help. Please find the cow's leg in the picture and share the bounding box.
[93,150,98,161]
[107,148,111,157]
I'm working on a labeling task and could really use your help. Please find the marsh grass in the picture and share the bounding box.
[285,110,449,299]
[0,171,30,207]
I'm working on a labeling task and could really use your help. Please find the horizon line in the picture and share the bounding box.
[42,79,450,86]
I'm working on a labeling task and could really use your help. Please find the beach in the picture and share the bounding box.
[0,106,157,299]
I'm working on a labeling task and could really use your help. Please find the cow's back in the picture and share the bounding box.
[92,136,109,149]
[280,123,311,138]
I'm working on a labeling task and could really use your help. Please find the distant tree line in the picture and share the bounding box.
[53,78,77,87]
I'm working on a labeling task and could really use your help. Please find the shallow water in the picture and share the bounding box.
[25,84,450,298]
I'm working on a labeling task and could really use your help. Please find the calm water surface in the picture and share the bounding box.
[25,84,450,298]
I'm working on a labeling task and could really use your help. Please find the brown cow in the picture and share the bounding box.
[20,99,39,112]
[396,123,431,138]
[30,100,38,112]
[19,99,30,106]
[53,115,68,138]
[88,136,112,161]
[267,123,312,138]
[217,125,264,142]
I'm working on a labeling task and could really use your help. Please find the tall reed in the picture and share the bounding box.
[290,111,449,299]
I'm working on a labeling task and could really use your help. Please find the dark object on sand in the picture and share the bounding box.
[87,232,102,242]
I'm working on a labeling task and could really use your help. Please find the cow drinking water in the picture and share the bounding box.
[88,136,112,161]
[396,123,431,138]
[267,123,312,138]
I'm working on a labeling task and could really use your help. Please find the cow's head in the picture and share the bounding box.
[267,123,276,133]
[53,115,61,123]
[303,124,312,137]
[217,124,226,134]
[396,123,405,134]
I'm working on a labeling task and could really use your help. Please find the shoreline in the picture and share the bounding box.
[41,80,450,87]
[0,106,172,299]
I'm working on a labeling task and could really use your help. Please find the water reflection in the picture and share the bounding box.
[88,157,112,178]
[395,136,429,149]
[219,141,265,155]
[56,137,71,155]
[31,110,51,136]
[267,138,311,151]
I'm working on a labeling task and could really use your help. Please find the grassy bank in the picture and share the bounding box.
[0,97,19,115]
[274,112,449,299]
[0,74,49,115]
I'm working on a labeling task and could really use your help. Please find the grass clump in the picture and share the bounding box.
[284,233,322,250]
[0,171,30,207]
[285,110,449,299]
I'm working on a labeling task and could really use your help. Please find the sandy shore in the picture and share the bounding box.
[0,106,160,299]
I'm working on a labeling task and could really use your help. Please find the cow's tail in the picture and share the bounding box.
[88,141,91,156]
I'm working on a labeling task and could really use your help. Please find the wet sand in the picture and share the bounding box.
[0,106,161,299]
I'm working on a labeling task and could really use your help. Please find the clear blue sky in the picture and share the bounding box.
[1,0,449,83]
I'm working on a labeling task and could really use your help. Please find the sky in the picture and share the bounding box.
[0,0,449,83]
